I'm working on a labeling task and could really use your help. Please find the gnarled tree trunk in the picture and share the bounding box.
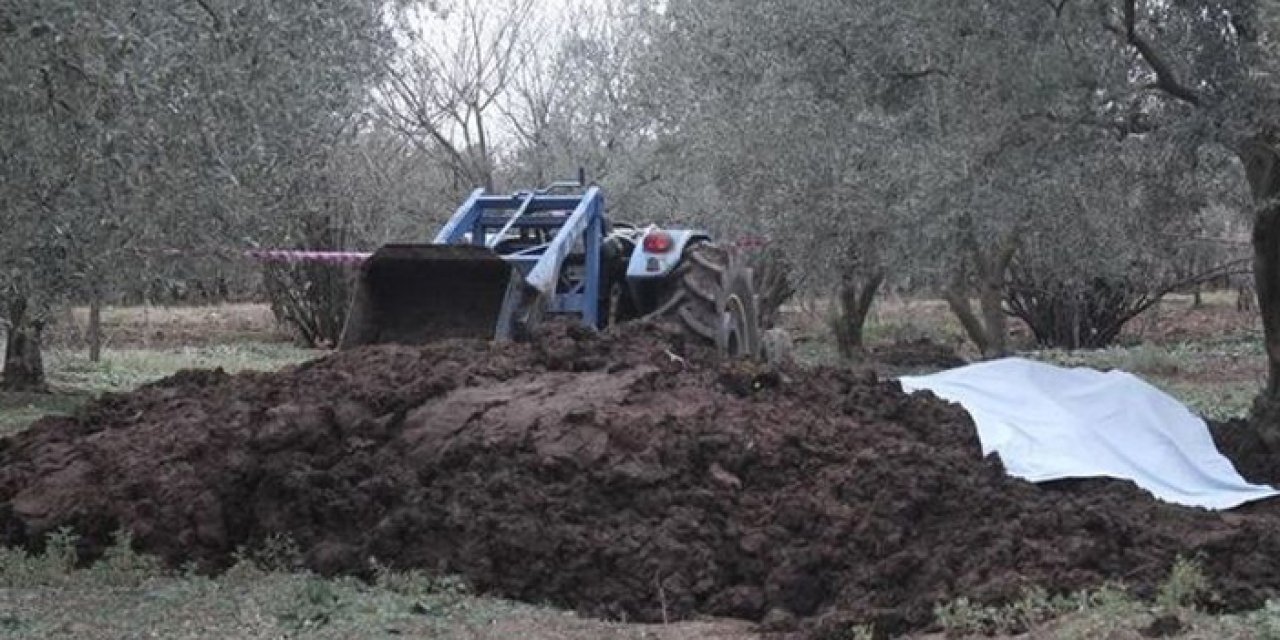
[1242,137,1280,445]
[831,271,885,358]
[1,296,47,392]
[945,279,1008,359]
[945,230,1019,359]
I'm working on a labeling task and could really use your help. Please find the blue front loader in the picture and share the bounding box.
[339,184,610,347]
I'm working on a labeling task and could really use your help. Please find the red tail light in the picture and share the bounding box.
[643,231,674,253]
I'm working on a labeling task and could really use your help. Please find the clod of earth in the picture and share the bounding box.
[2,322,1280,638]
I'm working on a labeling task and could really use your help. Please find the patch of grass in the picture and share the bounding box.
[0,529,163,590]
[1028,339,1264,420]
[1162,380,1260,421]
[1032,343,1201,376]
[89,531,164,588]
[933,584,1132,637]
[0,393,89,436]
[1157,555,1212,610]
[1122,344,1192,376]
[931,559,1273,640]
[371,560,473,619]
[791,334,842,367]
[372,560,469,599]
[861,299,970,353]
[233,533,305,573]
[0,528,750,639]
[0,529,81,588]
[1232,600,1280,639]
[275,576,349,631]
[0,529,499,638]
[862,318,967,350]
[0,542,739,640]
[1031,332,1265,372]
[848,625,875,640]
[0,342,319,436]
[823,623,875,640]
[44,342,318,395]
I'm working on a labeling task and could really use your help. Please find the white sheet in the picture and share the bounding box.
[899,357,1278,510]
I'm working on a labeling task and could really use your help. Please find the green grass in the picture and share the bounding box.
[928,558,1280,639]
[44,342,319,394]
[0,530,511,639]
[0,342,319,435]
[3,533,1279,640]
[1029,336,1266,421]
[0,531,743,640]
[861,315,969,350]
[0,393,88,436]
[1158,380,1261,421]
[1031,333,1264,376]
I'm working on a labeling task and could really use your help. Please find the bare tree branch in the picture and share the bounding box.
[191,0,223,32]
[1105,0,1203,106]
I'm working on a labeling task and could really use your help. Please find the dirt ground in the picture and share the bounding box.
[43,303,289,349]
[3,321,1280,638]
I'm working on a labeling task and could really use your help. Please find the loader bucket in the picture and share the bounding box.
[338,244,517,348]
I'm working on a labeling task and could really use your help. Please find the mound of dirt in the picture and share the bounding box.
[1210,418,1280,486]
[3,322,1280,637]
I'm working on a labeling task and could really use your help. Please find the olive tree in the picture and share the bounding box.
[0,0,393,387]
[0,0,168,385]
[1042,0,1280,430]
[1005,135,1250,349]
[634,0,935,352]
[636,0,1259,358]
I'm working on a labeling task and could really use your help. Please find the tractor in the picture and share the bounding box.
[336,178,786,358]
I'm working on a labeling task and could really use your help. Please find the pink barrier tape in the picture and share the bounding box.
[245,250,372,265]
[246,240,770,265]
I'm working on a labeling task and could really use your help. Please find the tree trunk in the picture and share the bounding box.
[1257,205,1280,392]
[944,291,991,356]
[1,297,47,392]
[978,276,1007,356]
[1241,137,1280,445]
[832,271,885,358]
[945,254,1013,359]
[88,294,102,363]
[945,216,1018,358]
[1237,279,1257,312]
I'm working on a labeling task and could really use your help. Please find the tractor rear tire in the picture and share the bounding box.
[647,242,762,358]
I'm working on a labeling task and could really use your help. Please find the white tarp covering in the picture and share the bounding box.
[899,357,1278,510]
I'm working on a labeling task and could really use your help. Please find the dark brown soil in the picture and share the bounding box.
[2,322,1280,638]
[1210,418,1280,489]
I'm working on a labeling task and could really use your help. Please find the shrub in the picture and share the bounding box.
[262,259,353,349]
[1157,555,1211,610]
